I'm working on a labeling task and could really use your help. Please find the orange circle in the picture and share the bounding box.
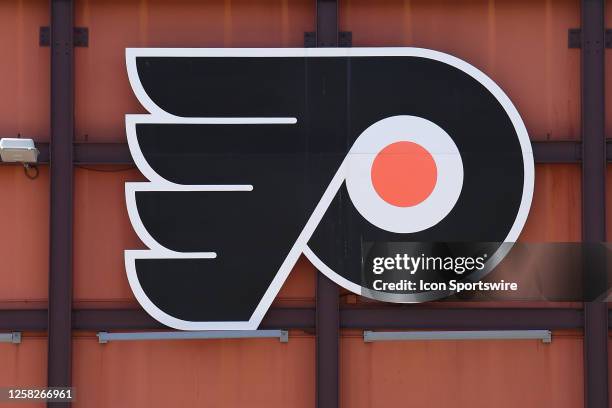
[371,141,437,207]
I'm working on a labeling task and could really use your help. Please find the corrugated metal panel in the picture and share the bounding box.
[0,166,48,306]
[72,332,315,408]
[0,0,49,141]
[273,256,316,308]
[73,0,315,143]
[0,335,47,408]
[340,0,581,141]
[73,167,144,307]
[521,164,581,242]
[340,329,583,408]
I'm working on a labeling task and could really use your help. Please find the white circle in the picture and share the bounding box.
[345,115,464,233]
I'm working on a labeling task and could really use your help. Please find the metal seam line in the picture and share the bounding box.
[581,0,609,407]
[315,1,340,408]
[48,1,74,408]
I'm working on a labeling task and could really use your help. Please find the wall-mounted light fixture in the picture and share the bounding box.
[0,138,40,179]
[0,138,39,164]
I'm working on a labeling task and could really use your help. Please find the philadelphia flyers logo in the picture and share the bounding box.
[125,48,534,330]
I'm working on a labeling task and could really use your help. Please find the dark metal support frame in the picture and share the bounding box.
[48,1,74,408]
[581,1,608,407]
[315,2,340,408]
[20,140,586,165]
[0,308,589,332]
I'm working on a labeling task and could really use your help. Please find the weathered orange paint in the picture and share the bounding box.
[341,329,583,408]
[272,256,316,308]
[73,167,145,307]
[72,332,314,408]
[0,2,600,406]
[0,0,49,142]
[74,0,315,142]
[520,164,581,242]
[341,0,581,141]
[0,335,47,408]
[0,166,48,306]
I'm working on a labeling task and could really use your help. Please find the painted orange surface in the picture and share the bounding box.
[72,166,315,307]
[72,332,314,408]
[341,0,580,141]
[73,167,145,307]
[74,0,315,142]
[0,0,49,142]
[0,335,47,408]
[341,330,583,408]
[520,164,581,242]
[0,166,48,306]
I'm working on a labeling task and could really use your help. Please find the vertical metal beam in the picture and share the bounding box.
[315,2,339,408]
[48,1,74,408]
[316,0,338,47]
[581,1,608,408]
[316,274,339,408]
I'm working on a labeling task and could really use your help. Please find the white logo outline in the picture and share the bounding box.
[124,47,534,330]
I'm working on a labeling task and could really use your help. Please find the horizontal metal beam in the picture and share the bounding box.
[72,308,316,330]
[0,310,48,330]
[533,141,581,163]
[0,141,592,166]
[71,143,134,164]
[341,308,584,330]
[37,143,133,165]
[0,308,316,331]
[97,329,288,343]
[72,309,163,330]
[363,329,552,343]
[0,308,589,331]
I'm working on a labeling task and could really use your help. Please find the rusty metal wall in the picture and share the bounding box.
[0,0,609,407]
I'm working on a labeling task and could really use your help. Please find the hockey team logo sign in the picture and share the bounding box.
[124,48,534,330]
